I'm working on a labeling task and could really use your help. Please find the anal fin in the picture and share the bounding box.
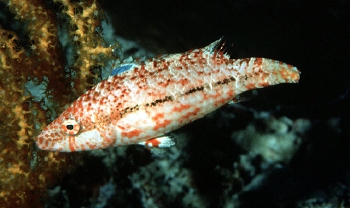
[138,136,175,154]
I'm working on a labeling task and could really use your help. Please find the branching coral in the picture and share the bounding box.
[0,0,118,207]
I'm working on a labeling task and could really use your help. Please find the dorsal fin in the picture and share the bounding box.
[213,36,236,58]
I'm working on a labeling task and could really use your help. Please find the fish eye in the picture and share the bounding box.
[62,118,81,135]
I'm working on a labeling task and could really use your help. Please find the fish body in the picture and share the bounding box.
[36,38,300,152]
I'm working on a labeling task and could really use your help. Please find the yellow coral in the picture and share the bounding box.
[0,0,118,207]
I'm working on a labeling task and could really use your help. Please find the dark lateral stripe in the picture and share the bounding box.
[119,76,236,117]
[145,96,173,107]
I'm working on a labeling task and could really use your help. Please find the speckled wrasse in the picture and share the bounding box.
[36,38,300,152]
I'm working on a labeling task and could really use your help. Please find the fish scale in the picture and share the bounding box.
[36,38,300,152]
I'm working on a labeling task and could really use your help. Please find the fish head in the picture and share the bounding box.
[35,95,115,152]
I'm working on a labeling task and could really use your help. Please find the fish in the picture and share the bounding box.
[35,37,300,152]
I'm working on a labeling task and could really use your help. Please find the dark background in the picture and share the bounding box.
[104,0,350,120]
